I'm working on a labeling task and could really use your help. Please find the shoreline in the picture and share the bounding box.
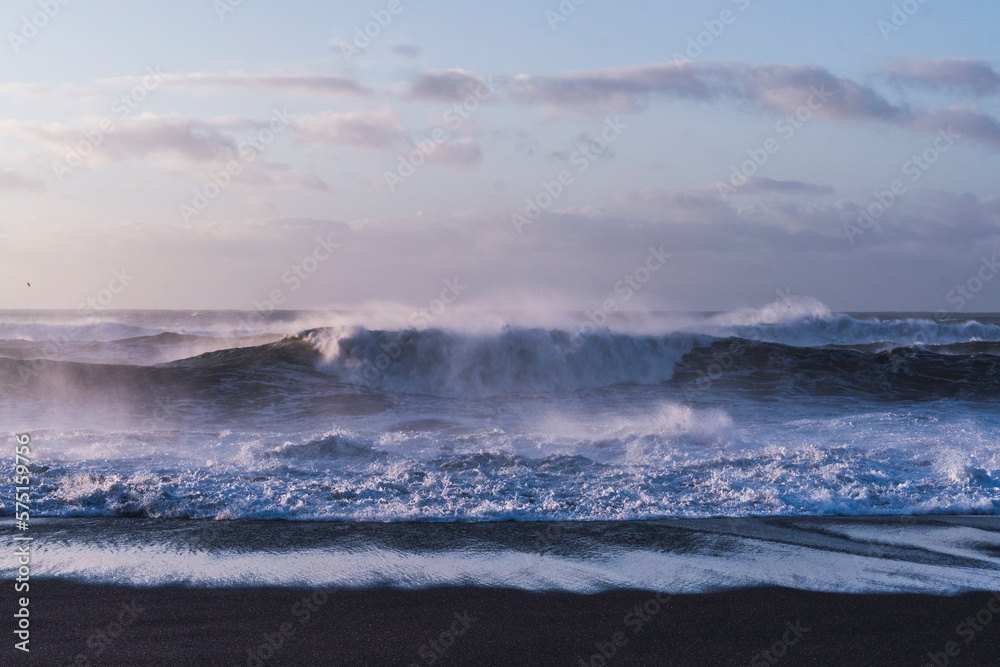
[5,516,999,601]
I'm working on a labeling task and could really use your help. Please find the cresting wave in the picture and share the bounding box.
[5,315,1000,399]
[311,322,1000,397]
[721,314,1000,348]
[306,327,703,396]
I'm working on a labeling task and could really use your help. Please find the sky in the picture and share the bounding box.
[1,0,998,314]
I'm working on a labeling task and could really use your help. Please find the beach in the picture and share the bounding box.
[7,581,1000,666]
[4,515,1000,665]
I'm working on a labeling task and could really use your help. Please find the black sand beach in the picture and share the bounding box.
[6,582,999,666]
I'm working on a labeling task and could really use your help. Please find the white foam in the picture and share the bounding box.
[690,297,1000,347]
[9,522,999,594]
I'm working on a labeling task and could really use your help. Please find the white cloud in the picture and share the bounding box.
[292,108,403,148]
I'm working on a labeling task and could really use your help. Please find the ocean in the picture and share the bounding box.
[2,303,999,597]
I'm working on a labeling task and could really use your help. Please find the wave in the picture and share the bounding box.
[307,327,702,397]
[0,321,168,343]
[5,318,1000,400]
[697,298,1000,347]
[723,315,1000,348]
[675,339,1000,399]
[0,331,283,365]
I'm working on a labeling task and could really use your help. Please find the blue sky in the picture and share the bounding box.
[1,0,999,313]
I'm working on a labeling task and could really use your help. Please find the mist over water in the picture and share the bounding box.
[1,301,999,523]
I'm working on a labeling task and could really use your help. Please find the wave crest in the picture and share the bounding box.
[308,327,700,397]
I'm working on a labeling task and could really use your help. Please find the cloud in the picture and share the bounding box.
[905,108,1000,149]
[508,62,901,120]
[887,58,1000,96]
[0,71,371,99]
[599,186,1000,249]
[738,177,834,196]
[239,164,331,191]
[424,137,483,167]
[408,69,495,101]
[148,72,371,97]
[0,169,45,192]
[292,108,403,148]
[719,63,902,121]
[498,61,1000,150]
[10,188,1000,312]
[0,112,331,190]
[508,63,719,109]
[0,83,52,97]
[1,114,239,166]
[604,187,745,228]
